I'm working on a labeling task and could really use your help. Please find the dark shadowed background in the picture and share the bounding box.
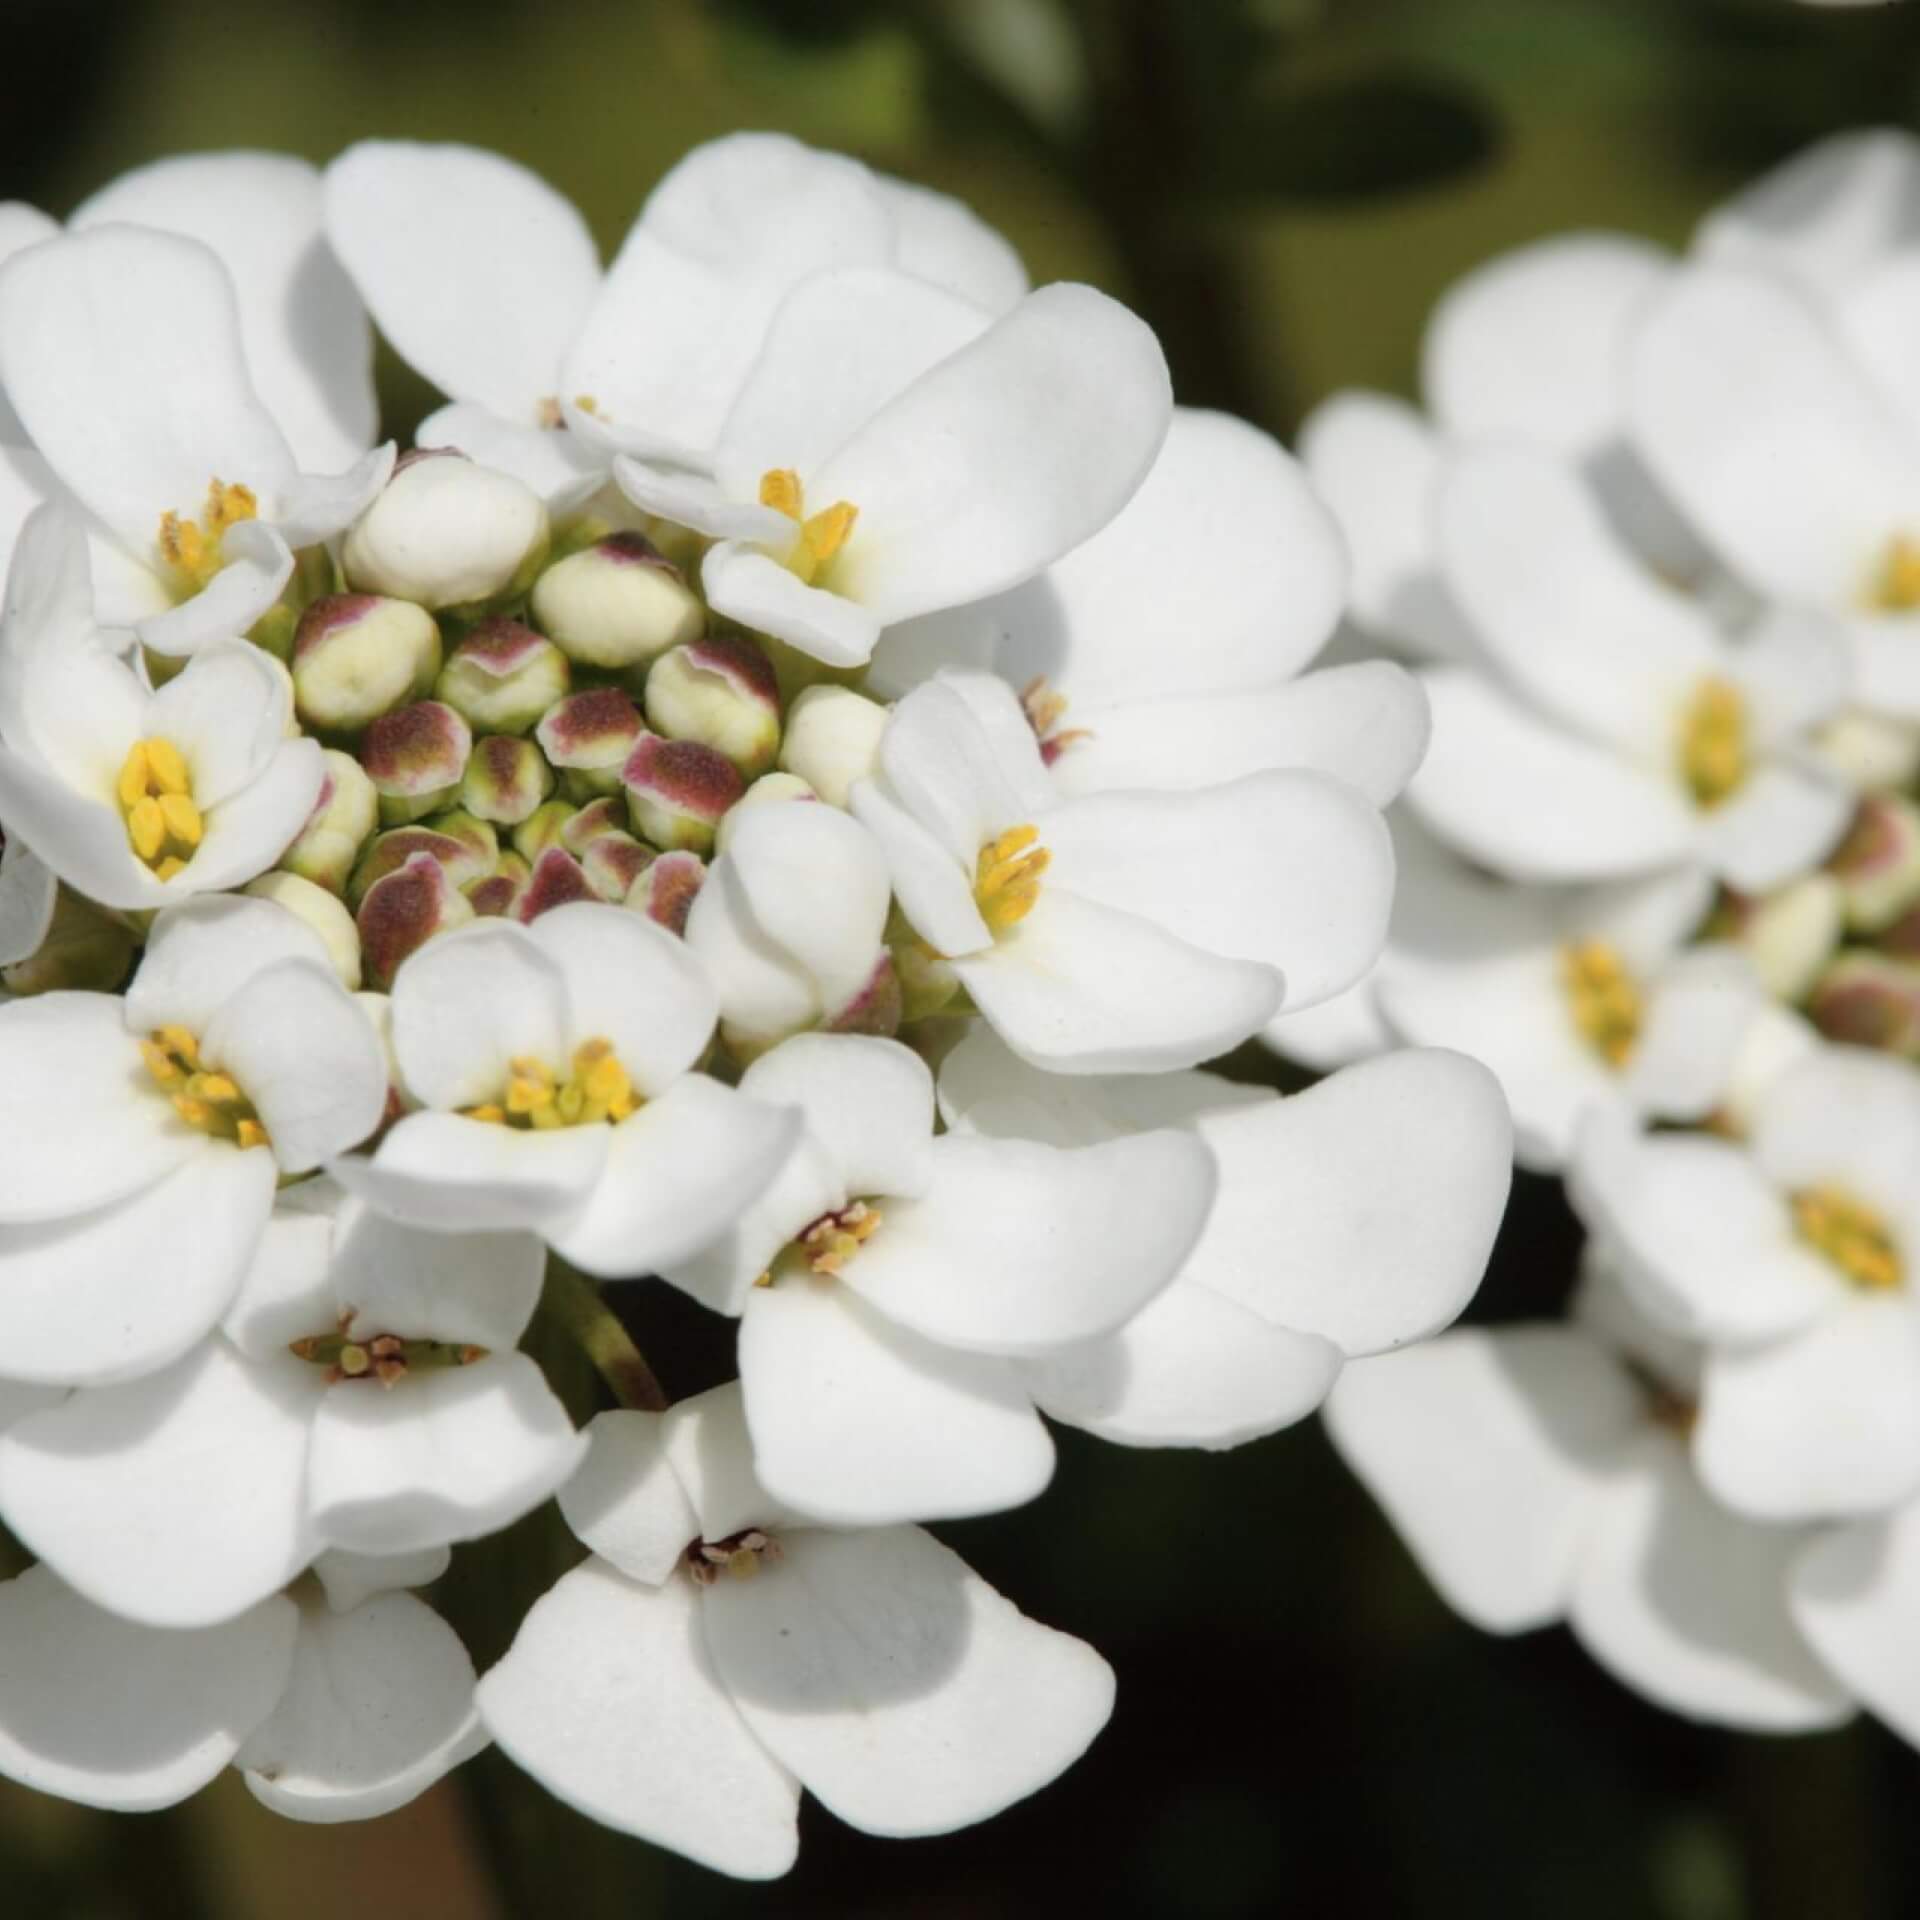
[5,1,1920,1913]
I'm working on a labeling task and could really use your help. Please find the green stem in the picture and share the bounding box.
[538,1261,668,1412]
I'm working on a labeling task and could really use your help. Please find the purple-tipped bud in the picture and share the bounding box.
[1829,794,1920,934]
[466,851,531,919]
[643,633,781,774]
[512,798,579,862]
[1723,873,1844,1004]
[530,531,704,669]
[714,772,818,857]
[435,615,572,734]
[293,593,442,734]
[348,822,497,910]
[580,831,655,903]
[622,733,744,854]
[361,700,474,824]
[625,850,706,936]
[358,852,476,991]
[461,734,556,827]
[1808,951,1920,1057]
[822,952,903,1039]
[779,683,888,806]
[516,846,598,923]
[559,795,627,853]
[536,686,646,801]
[280,749,379,895]
[343,452,549,610]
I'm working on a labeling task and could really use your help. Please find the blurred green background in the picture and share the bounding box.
[8,0,1920,1914]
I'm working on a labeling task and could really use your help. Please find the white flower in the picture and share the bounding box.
[0,829,53,968]
[1326,1258,1853,1731]
[0,895,386,1386]
[1793,1488,1920,1753]
[935,1027,1511,1450]
[0,509,324,910]
[615,268,1173,669]
[0,225,390,658]
[0,1178,583,1627]
[1573,1044,1920,1521]
[322,134,1027,504]
[330,902,800,1275]
[850,671,1392,1072]
[479,1385,1113,1880]
[0,1552,483,1820]
[867,406,1428,806]
[660,1032,1216,1524]
[1405,446,1852,891]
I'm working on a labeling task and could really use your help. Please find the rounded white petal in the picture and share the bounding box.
[557,1409,697,1589]
[126,892,334,1037]
[1752,1044,1920,1237]
[312,1544,450,1614]
[146,639,294,808]
[661,1381,804,1543]
[331,1199,545,1351]
[338,1111,610,1233]
[737,1032,935,1201]
[702,539,881,668]
[1791,1500,1920,1745]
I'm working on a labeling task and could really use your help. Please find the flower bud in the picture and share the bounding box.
[536,687,645,800]
[349,822,497,910]
[1,888,136,997]
[462,734,556,827]
[1724,873,1844,1004]
[357,851,476,990]
[467,852,531,919]
[1829,794,1920,934]
[293,593,442,735]
[559,795,627,853]
[643,634,781,775]
[778,683,888,807]
[626,849,705,935]
[516,846,598,923]
[822,953,903,1039]
[435,615,572,734]
[622,733,744,854]
[361,701,474,825]
[891,911,960,1021]
[343,451,549,610]
[1808,951,1920,1057]
[513,799,579,863]
[243,871,363,990]
[530,531,704,669]
[580,831,655,902]
[713,773,817,857]
[279,749,379,895]
[1816,711,1920,794]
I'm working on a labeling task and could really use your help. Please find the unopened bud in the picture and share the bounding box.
[343,451,549,610]
[361,701,474,824]
[1815,711,1920,794]
[580,831,655,902]
[1829,794,1920,934]
[1,888,136,996]
[280,749,379,895]
[357,852,476,990]
[349,822,497,909]
[530,531,704,669]
[467,852,530,919]
[891,912,960,1022]
[536,687,645,800]
[714,773,817,858]
[822,952,903,1039]
[1808,951,1920,1057]
[513,799,579,863]
[559,796,627,853]
[643,634,781,774]
[778,684,888,807]
[462,734,556,827]
[435,615,572,735]
[516,846,598,922]
[293,593,442,734]
[622,733,744,854]
[626,850,706,935]
[243,871,363,990]
[1725,873,1844,1004]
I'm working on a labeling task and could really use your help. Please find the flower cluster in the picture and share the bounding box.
[1309,128,1920,1743]
[0,137,1513,1870]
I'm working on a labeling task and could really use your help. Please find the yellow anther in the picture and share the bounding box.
[460,1037,640,1130]
[466,1103,507,1126]
[145,738,191,796]
[1559,939,1643,1070]
[506,1057,557,1116]
[116,736,203,876]
[725,1547,763,1581]
[800,1200,884,1276]
[338,1343,371,1377]
[1677,676,1749,810]
[188,1073,242,1107]
[148,1026,269,1150]
[759,468,805,519]
[116,743,151,811]
[127,796,166,863]
[154,1025,198,1068]
[1793,1185,1904,1292]
[157,793,203,848]
[974,824,1050,935]
[757,468,859,585]
[1868,532,1920,612]
[171,1095,213,1129]
[235,1118,269,1151]
[154,856,188,883]
[139,1038,184,1085]
[157,480,257,594]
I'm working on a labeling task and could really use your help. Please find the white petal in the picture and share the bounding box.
[612,456,791,542]
[1622,945,1767,1125]
[324,142,598,420]
[146,639,292,807]
[312,1544,449,1613]
[1326,1328,1641,1631]
[134,515,294,662]
[661,1381,805,1542]
[873,171,1028,310]
[415,401,603,509]
[1791,1499,1920,1746]
[1695,759,1853,895]
[705,1525,1112,1838]
[238,1590,486,1822]
[741,1276,1053,1525]
[702,540,881,668]
[338,1111,610,1233]
[849,770,991,957]
[557,1409,696,1588]
[0,745,169,911]
[737,1032,935,1200]
[127,891,333,1037]
[478,1557,799,1878]
[0,1339,315,1626]
[0,1567,296,1811]
[166,737,324,896]
[308,1353,585,1556]
[331,1198,545,1350]
[1752,1044,1920,1235]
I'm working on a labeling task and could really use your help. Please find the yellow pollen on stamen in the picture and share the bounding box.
[1792,1185,1904,1292]
[799,1200,884,1277]
[462,1038,637,1130]
[1559,939,1643,1070]
[157,479,258,595]
[974,825,1049,935]
[758,467,859,585]
[1867,532,1920,612]
[141,1028,270,1150]
[1676,676,1749,810]
[115,736,204,878]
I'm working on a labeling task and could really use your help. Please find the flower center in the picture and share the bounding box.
[974,825,1049,935]
[289,1316,488,1387]
[1559,940,1642,1070]
[462,1037,637,1129]
[758,468,858,586]
[1792,1184,1903,1292]
[115,736,204,880]
[799,1199,883,1276]
[1866,532,1920,612]
[1020,676,1090,768]
[1676,675,1749,810]
[157,478,257,595]
[139,1024,270,1148]
[685,1528,781,1586]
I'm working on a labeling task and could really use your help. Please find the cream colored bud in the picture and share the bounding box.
[643,634,781,774]
[1734,873,1844,1003]
[293,594,442,734]
[714,773,818,857]
[280,749,380,895]
[530,532,704,669]
[343,452,549,610]
[243,871,363,990]
[1815,711,1920,794]
[778,684,888,807]
[435,616,572,734]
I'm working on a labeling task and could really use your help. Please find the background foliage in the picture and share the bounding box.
[5,1,1920,1913]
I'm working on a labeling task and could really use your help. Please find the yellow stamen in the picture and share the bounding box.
[1559,939,1643,1070]
[145,738,191,795]
[800,1200,884,1276]
[127,796,166,863]
[462,1038,638,1129]
[974,825,1050,935]
[114,736,204,876]
[156,479,258,594]
[757,467,859,585]
[1793,1185,1903,1292]
[1867,532,1920,612]
[1676,676,1749,810]
[758,467,805,519]
[144,1027,269,1150]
